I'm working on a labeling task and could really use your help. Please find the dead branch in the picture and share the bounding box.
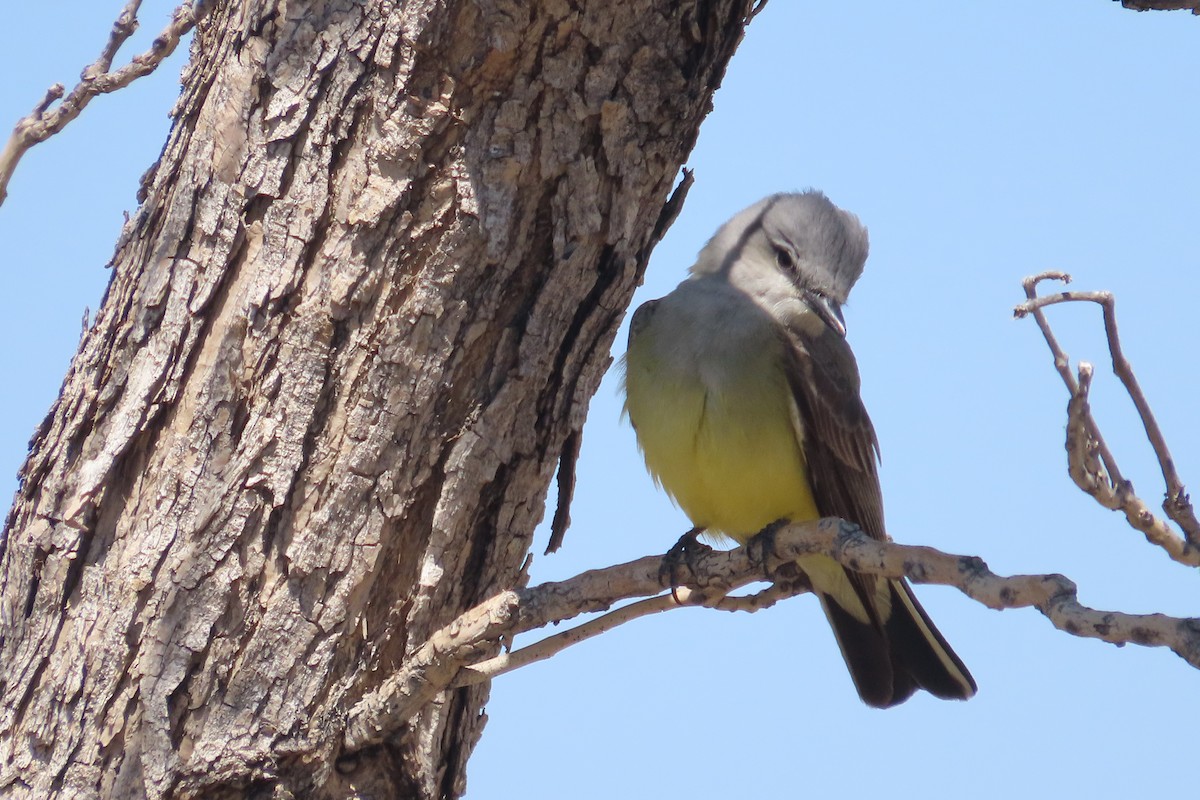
[342,518,1200,752]
[1014,273,1200,565]
[0,0,210,206]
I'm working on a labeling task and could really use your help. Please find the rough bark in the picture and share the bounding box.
[0,1,756,797]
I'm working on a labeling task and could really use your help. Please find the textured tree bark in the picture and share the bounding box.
[0,1,757,797]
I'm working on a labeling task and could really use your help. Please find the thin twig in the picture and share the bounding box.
[1089,291,1200,543]
[1015,274,1124,486]
[452,578,813,688]
[1065,364,1198,563]
[1065,363,1116,502]
[454,594,682,688]
[705,576,811,613]
[1015,273,1200,562]
[0,0,209,206]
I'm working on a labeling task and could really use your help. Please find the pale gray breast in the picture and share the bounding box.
[637,275,794,393]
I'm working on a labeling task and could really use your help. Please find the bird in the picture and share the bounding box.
[621,190,976,707]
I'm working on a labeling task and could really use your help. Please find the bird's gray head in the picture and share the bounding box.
[691,190,869,334]
[694,190,868,301]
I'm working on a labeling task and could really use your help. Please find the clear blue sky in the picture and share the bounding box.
[2,2,1197,798]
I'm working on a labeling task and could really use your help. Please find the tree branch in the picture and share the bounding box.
[1115,0,1200,11]
[1014,273,1200,565]
[0,0,210,206]
[342,518,1200,752]
[454,577,810,688]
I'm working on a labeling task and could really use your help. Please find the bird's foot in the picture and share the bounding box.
[659,527,712,603]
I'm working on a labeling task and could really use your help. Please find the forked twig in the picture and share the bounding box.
[1014,272,1200,565]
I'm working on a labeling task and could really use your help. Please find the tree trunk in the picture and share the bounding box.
[0,1,756,797]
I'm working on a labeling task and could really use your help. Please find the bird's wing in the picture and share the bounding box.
[776,313,916,705]
[778,316,885,541]
[778,312,976,706]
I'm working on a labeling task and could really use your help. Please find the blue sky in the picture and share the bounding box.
[2,2,1197,798]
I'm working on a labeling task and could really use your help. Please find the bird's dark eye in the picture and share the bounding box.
[774,247,793,269]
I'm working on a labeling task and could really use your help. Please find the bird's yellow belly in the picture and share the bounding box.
[625,361,820,543]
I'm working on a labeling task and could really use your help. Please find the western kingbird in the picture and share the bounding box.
[622,191,976,707]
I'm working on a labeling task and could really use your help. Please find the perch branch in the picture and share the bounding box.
[0,0,209,206]
[342,519,1200,752]
[1014,273,1200,564]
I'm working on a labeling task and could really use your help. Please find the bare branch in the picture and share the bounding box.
[1015,273,1125,486]
[453,578,812,690]
[1066,363,1200,564]
[455,594,682,688]
[649,167,696,246]
[342,591,524,751]
[1015,273,1200,564]
[341,519,1200,752]
[0,0,210,206]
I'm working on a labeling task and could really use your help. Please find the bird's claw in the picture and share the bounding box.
[747,519,788,580]
[659,527,712,603]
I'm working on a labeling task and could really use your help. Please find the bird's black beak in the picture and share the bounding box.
[804,289,847,337]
